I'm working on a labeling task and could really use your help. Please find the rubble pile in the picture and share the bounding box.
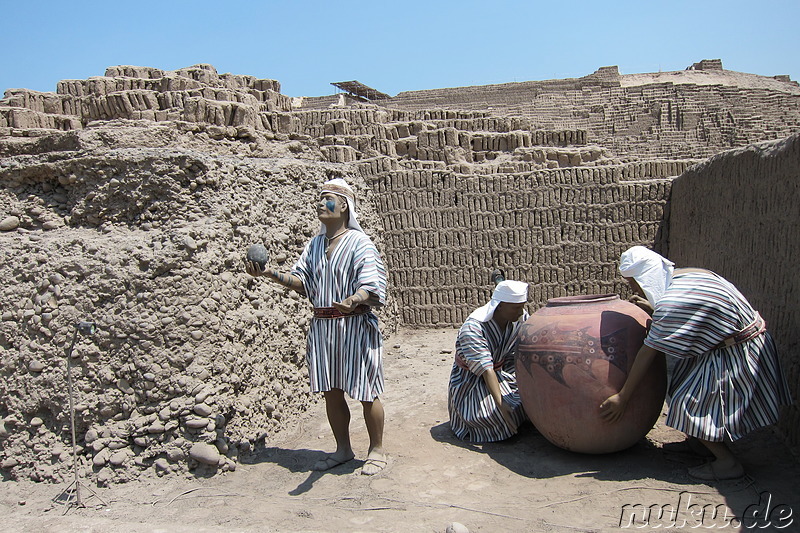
[0,120,389,484]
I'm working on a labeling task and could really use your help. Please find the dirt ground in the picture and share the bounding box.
[2,327,798,532]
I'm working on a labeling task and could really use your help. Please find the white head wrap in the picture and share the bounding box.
[618,246,675,308]
[469,280,529,322]
[317,178,365,234]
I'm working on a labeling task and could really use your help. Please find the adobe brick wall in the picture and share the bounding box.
[668,133,800,453]
[385,71,800,160]
[366,162,693,327]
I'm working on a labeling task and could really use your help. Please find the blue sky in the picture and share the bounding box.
[2,0,798,98]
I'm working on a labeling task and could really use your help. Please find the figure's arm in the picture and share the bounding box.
[245,261,306,295]
[332,288,371,313]
[482,369,515,427]
[599,343,660,422]
[629,295,654,315]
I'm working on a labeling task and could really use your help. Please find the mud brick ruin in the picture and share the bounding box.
[0,61,798,484]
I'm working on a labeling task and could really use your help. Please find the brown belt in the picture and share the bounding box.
[714,312,766,350]
[313,305,370,319]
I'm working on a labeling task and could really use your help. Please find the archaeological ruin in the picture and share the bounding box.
[0,60,798,484]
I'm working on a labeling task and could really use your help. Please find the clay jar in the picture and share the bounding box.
[515,294,666,454]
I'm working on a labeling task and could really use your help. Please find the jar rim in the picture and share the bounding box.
[546,294,620,306]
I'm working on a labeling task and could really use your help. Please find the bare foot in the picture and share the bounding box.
[360,450,388,476]
[687,460,745,481]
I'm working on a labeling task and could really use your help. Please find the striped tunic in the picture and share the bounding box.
[644,270,792,442]
[291,230,387,402]
[448,312,529,442]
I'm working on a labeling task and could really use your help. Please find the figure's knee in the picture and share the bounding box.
[361,396,383,411]
[324,388,346,403]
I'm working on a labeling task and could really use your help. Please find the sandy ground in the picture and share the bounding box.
[2,327,798,532]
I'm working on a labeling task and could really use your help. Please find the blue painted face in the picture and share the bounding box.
[325,199,336,212]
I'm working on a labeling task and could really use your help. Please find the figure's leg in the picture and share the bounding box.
[688,438,745,480]
[312,388,355,471]
[360,397,387,475]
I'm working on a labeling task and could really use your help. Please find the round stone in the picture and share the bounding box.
[189,442,220,466]
[246,243,269,269]
[193,403,213,417]
[0,216,20,232]
[154,458,170,472]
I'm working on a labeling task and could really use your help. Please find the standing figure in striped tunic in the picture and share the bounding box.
[246,178,389,476]
[448,280,530,442]
[600,246,792,481]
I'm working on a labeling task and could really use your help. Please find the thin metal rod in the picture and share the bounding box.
[65,327,82,507]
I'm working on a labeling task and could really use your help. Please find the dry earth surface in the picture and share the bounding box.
[1,328,798,532]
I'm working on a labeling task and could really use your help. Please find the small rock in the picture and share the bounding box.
[28,360,45,373]
[84,428,99,444]
[0,216,20,232]
[93,448,110,467]
[183,236,198,251]
[166,447,186,462]
[185,418,209,429]
[154,458,170,472]
[446,522,470,533]
[109,450,128,466]
[30,417,43,428]
[2,458,19,469]
[96,467,113,485]
[190,330,203,340]
[195,388,211,403]
[215,438,229,454]
[193,403,213,417]
[117,379,134,395]
[189,442,220,466]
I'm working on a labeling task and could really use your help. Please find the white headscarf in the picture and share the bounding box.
[469,280,529,322]
[317,178,365,234]
[618,246,675,308]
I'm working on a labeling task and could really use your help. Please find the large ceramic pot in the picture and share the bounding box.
[516,294,666,454]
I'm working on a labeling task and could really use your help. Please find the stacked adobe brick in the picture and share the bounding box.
[1,62,797,483]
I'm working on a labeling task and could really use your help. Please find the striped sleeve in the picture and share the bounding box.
[644,273,747,359]
[352,233,387,305]
[455,319,494,375]
[290,237,319,299]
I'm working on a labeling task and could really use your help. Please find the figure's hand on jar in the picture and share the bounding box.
[629,295,654,315]
[599,393,628,423]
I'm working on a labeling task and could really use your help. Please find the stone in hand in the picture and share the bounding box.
[246,244,269,269]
